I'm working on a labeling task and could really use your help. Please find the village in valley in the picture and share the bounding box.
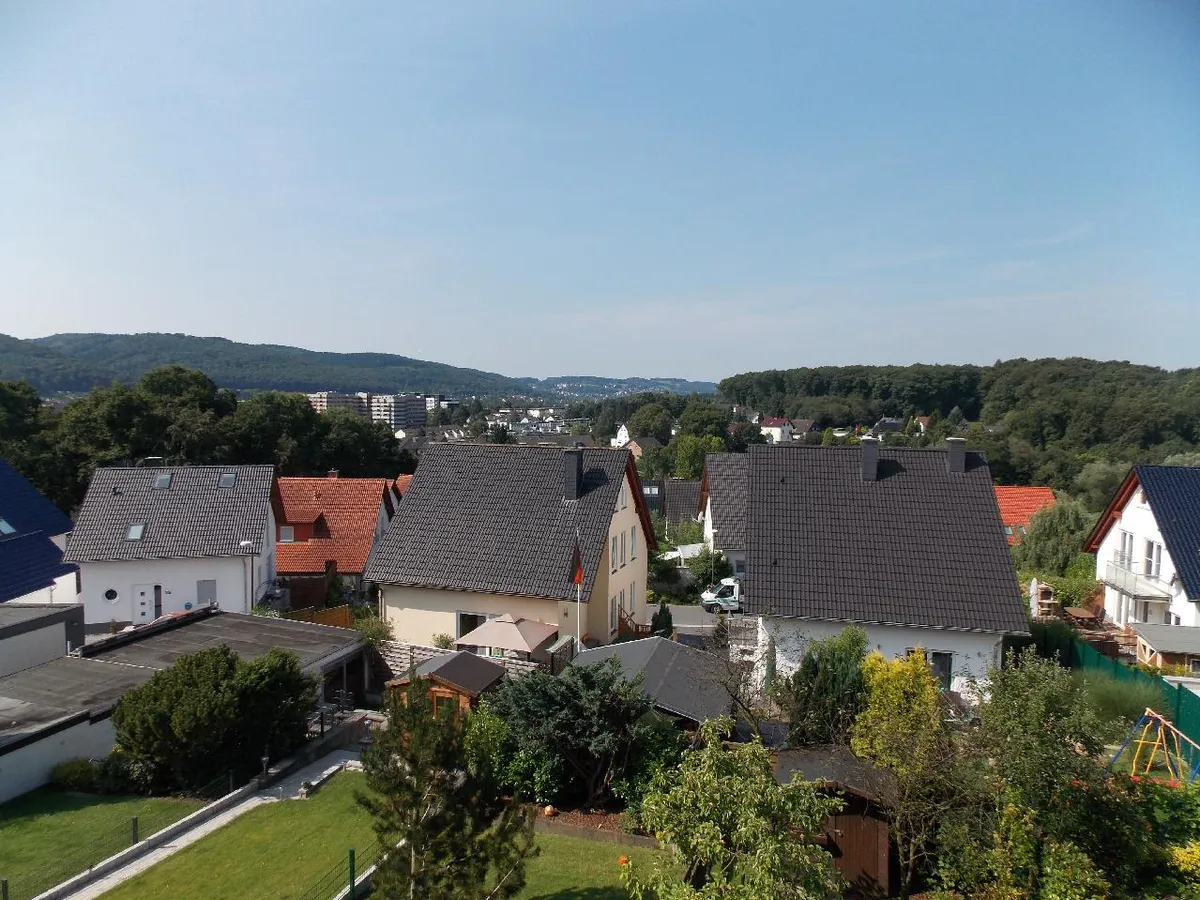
[3,358,1200,899]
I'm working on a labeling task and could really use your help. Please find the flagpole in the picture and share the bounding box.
[575,526,583,652]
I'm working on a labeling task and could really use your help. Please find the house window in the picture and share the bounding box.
[630,580,636,615]
[1015,525,1027,537]
[610,595,618,633]
[1191,659,1200,675]
[929,652,953,691]
[125,523,146,541]
[1144,541,1163,579]
[1174,615,1182,626]
[1003,525,1013,538]
[103,588,119,603]
[218,472,237,488]
[0,517,14,536]
[620,588,626,613]
[620,531,627,568]
[734,558,746,576]
[457,611,487,642]
[611,537,618,573]
[153,472,173,490]
[1118,530,1134,567]
[279,525,295,543]
[622,483,628,510]
[631,525,637,559]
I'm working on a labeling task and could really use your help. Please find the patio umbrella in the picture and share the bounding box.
[455,613,559,654]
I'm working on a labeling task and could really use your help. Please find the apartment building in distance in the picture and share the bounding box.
[370,393,427,430]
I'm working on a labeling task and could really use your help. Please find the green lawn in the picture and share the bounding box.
[96,771,667,900]
[518,833,667,900]
[99,772,376,900]
[0,788,203,900]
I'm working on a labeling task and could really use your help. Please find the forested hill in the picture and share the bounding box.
[3,333,715,399]
[720,358,1200,487]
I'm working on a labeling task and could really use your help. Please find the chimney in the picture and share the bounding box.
[327,470,339,479]
[563,448,583,501]
[860,435,879,482]
[947,437,966,475]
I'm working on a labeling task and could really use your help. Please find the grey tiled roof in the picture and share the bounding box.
[574,637,732,724]
[64,465,275,563]
[363,444,632,602]
[1136,466,1200,601]
[702,453,748,551]
[1131,623,1200,656]
[377,641,540,680]
[663,479,702,526]
[744,445,1026,634]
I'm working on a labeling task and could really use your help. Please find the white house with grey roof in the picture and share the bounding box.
[364,444,655,649]
[64,465,280,629]
[737,438,1027,694]
[699,452,749,578]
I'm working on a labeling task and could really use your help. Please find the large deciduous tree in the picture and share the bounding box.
[672,435,725,479]
[1011,496,1095,576]
[627,402,674,444]
[622,717,843,900]
[676,400,730,442]
[360,682,537,900]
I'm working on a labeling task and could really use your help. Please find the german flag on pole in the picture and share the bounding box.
[571,545,584,585]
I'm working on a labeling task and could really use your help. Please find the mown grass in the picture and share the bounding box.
[0,788,203,900]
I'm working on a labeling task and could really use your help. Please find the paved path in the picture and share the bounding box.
[67,751,362,900]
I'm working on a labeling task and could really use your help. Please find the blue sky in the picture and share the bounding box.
[2,1,1198,381]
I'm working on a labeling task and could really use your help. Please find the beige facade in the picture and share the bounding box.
[380,470,650,647]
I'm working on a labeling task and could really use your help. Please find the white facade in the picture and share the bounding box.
[741,616,1003,695]
[6,569,80,606]
[1093,487,1196,628]
[701,496,746,577]
[610,424,631,448]
[79,514,276,627]
[0,717,116,805]
[759,421,794,444]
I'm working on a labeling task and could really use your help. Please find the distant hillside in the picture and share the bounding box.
[0,333,115,392]
[4,333,713,399]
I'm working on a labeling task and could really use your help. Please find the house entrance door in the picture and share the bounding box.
[133,584,153,621]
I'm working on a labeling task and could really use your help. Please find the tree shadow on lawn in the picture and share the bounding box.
[523,891,629,900]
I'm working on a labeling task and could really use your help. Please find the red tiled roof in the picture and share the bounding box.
[276,476,391,575]
[994,486,1056,545]
[394,474,413,496]
[760,417,791,428]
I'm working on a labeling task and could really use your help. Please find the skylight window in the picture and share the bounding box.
[153,473,173,490]
[0,517,15,536]
[218,472,237,488]
[126,523,146,541]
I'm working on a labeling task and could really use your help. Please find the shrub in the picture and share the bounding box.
[774,625,868,746]
[431,633,454,650]
[96,749,133,794]
[351,613,393,648]
[1072,671,1166,733]
[51,758,98,792]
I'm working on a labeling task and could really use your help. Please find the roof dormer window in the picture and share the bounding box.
[126,523,146,541]
[153,473,173,490]
[0,517,15,536]
[218,472,237,488]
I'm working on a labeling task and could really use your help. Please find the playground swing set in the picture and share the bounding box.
[1108,708,1200,783]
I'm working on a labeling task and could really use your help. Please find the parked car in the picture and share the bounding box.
[701,577,744,614]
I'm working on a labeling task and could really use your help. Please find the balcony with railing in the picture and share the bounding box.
[1103,552,1170,601]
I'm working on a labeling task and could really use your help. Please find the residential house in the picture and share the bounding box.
[1084,465,1200,628]
[64,465,279,629]
[994,485,1056,545]
[626,437,662,460]
[870,416,904,437]
[739,439,1027,692]
[662,478,702,528]
[364,445,655,648]
[699,452,749,577]
[791,419,818,443]
[758,417,794,444]
[640,478,664,517]
[915,415,932,435]
[1132,624,1200,672]
[0,459,78,606]
[573,637,732,728]
[275,473,396,608]
[610,424,631,448]
[386,650,507,719]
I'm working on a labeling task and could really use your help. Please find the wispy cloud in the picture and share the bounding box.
[852,247,951,271]
[984,259,1037,281]
[1017,223,1093,249]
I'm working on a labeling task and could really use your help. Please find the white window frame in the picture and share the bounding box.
[1144,540,1163,580]
[610,595,618,633]
[620,531,627,568]
[630,580,636,615]
[611,536,618,573]
[631,525,637,559]
[1119,530,1134,567]
[279,525,295,543]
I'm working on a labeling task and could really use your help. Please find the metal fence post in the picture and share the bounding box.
[1176,683,1185,725]
[131,816,139,845]
[2,876,9,900]
[348,848,356,900]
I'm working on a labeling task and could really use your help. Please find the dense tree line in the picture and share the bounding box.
[721,358,1200,491]
[0,366,415,513]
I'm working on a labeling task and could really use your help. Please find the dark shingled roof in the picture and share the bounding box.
[574,637,732,724]
[744,445,1026,634]
[663,479,702,526]
[702,453,749,551]
[1136,466,1200,601]
[0,458,75,603]
[775,746,897,803]
[64,465,276,563]
[364,444,635,602]
[396,650,507,696]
